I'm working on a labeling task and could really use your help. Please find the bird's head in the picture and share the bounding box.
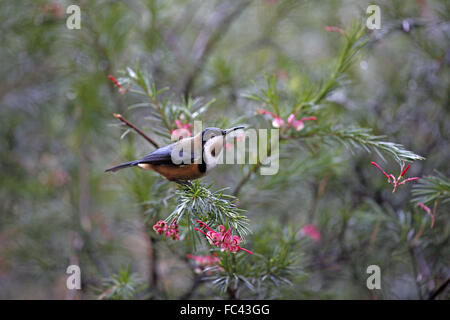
[201,126,245,170]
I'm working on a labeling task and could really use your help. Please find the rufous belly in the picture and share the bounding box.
[138,163,205,181]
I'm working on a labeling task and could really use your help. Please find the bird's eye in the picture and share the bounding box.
[211,148,216,157]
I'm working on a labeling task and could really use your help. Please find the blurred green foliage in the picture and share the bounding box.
[0,0,449,299]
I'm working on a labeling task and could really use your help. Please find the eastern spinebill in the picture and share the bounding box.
[105,126,245,182]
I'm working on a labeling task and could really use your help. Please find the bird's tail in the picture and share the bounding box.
[105,160,139,172]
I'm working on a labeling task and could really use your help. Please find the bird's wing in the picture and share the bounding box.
[139,144,175,165]
[138,143,198,165]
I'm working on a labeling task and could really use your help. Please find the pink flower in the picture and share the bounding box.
[187,253,221,266]
[175,120,192,132]
[325,26,346,35]
[153,220,167,235]
[416,202,431,215]
[301,224,321,242]
[186,253,222,274]
[42,3,64,18]
[256,109,284,128]
[225,143,233,150]
[108,75,129,94]
[153,219,180,240]
[287,114,317,131]
[416,202,435,228]
[225,133,245,150]
[371,162,419,193]
[171,119,192,140]
[257,109,316,130]
[272,117,285,128]
[195,220,252,255]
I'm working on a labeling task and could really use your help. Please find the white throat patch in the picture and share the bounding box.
[203,136,225,171]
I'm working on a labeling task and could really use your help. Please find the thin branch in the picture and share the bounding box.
[408,246,423,299]
[78,151,109,278]
[182,0,251,98]
[367,18,426,48]
[149,236,159,290]
[227,253,238,300]
[428,277,450,300]
[232,163,260,197]
[113,113,159,148]
[179,274,204,300]
[141,86,172,131]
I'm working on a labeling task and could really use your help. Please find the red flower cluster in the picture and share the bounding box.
[42,2,64,18]
[186,253,222,274]
[171,119,192,140]
[301,224,321,242]
[187,253,221,266]
[371,162,419,193]
[153,219,180,240]
[256,109,316,131]
[195,220,252,254]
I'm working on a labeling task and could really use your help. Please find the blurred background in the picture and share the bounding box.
[0,0,448,299]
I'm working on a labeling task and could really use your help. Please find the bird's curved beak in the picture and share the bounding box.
[223,126,245,135]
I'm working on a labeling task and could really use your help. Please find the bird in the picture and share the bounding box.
[105,126,245,183]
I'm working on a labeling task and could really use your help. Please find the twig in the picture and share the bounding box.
[179,274,204,300]
[367,18,427,47]
[113,113,159,148]
[431,200,437,228]
[232,131,283,197]
[166,242,205,299]
[141,88,172,131]
[140,219,159,293]
[78,152,109,278]
[370,221,381,245]
[227,285,238,300]
[182,0,251,97]
[232,163,260,197]
[408,246,423,299]
[149,236,159,289]
[227,254,238,300]
[428,277,450,300]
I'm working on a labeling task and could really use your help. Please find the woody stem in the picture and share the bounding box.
[113,113,159,148]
